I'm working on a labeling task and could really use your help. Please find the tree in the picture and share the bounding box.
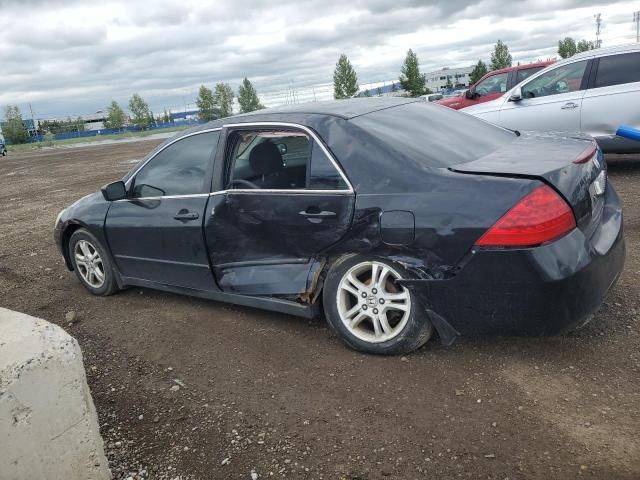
[577,39,596,53]
[105,100,126,130]
[128,94,152,129]
[399,49,426,97]
[214,83,234,118]
[469,60,488,84]
[376,87,383,96]
[363,89,372,97]
[2,105,29,144]
[490,40,512,70]
[333,54,359,99]
[196,85,217,121]
[445,77,453,90]
[238,78,265,113]
[163,109,172,123]
[558,37,577,59]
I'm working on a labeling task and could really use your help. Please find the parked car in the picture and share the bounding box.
[419,93,444,102]
[0,139,7,156]
[463,44,640,153]
[54,98,624,355]
[437,61,555,110]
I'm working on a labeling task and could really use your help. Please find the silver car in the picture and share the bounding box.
[463,43,640,153]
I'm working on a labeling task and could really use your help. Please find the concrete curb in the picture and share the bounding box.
[0,307,111,480]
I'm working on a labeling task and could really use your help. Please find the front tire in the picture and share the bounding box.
[68,228,119,296]
[323,255,433,355]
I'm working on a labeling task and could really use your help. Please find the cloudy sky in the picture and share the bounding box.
[0,0,638,118]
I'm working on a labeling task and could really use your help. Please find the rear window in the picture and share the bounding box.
[594,52,640,88]
[351,102,516,167]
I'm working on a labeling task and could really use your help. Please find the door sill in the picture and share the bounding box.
[121,277,318,319]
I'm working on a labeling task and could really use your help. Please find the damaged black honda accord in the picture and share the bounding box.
[54,98,625,355]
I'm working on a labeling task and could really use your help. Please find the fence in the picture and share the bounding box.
[20,119,206,144]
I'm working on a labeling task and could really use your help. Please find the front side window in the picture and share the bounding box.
[475,72,509,97]
[226,128,347,191]
[131,131,219,198]
[516,66,545,83]
[522,60,587,99]
[594,52,640,88]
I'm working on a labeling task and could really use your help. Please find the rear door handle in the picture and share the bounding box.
[299,210,336,218]
[174,210,199,221]
[561,102,578,110]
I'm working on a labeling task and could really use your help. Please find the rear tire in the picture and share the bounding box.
[323,255,433,355]
[68,228,119,296]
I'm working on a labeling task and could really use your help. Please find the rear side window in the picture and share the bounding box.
[227,130,309,190]
[309,142,348,190]
[227,129,348,191]
[132,131,219,198]
[516,66,544,83]
[594,52,640,88]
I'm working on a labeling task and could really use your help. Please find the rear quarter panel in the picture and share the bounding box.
[327,170,538,278]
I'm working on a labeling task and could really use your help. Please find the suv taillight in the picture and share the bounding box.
[475,185,576,247]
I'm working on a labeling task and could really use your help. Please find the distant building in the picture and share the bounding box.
[355,81,404,98]
[425,66,474,92]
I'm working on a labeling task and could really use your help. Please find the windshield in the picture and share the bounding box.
[351,102,516,168]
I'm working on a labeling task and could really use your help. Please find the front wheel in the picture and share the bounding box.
[68,228,119,296]
[323,255,433,355]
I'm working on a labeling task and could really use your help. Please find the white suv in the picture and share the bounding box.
[463,43,640,153]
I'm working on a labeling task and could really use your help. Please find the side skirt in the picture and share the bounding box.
[120,276,319,319]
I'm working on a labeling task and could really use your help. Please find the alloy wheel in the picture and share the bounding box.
[336,261,411,343]
[74,240,105,288]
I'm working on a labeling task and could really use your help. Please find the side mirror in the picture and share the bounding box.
[465,89,475,99]
[101,180,127,201]
[509,87,523,102]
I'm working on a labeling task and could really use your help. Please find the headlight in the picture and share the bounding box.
[55,209,66,227]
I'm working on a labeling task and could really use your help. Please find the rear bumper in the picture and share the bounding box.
[402,182,625,337]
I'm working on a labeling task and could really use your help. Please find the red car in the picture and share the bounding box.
[437,61,555,110]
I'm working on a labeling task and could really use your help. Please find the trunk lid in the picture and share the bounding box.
[449,131,605,232]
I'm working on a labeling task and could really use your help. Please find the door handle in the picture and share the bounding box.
[299,209,336,218]
[174,210,199,221]
[561,102,578,110]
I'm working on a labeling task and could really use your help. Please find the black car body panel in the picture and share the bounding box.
[55,192,111,269]
[401,182,624,337]
[54,98,625,342]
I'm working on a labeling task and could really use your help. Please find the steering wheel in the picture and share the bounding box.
[229,178,260,189]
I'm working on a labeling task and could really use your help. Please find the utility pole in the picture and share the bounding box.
[594,13,602,48]
[634,11,640,43]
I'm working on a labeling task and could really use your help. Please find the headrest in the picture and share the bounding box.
[249,141,284,176]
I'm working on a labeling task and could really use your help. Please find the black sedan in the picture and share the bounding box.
[54,98,625,355]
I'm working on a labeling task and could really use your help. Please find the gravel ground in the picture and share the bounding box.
[0,141,638,480]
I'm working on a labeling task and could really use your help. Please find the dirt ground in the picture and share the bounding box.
[1,139,639,480]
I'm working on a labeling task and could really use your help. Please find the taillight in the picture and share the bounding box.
[475,185,576,247]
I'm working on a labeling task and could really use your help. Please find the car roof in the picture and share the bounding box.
[559,42,640,63]
[230,97,420,120]
[489,60,555,76]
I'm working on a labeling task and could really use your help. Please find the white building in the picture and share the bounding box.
[425,66,475,92]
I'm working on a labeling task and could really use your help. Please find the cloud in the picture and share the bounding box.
[0,0,633,117]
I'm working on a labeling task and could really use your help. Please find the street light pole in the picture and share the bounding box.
[634,11,640,43]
